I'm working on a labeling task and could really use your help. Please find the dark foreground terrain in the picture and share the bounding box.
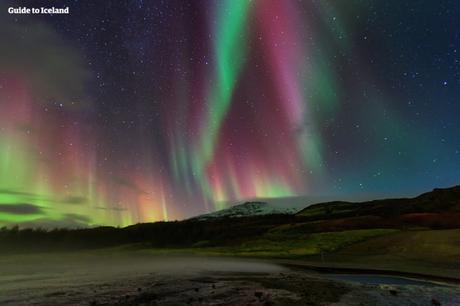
[0,253,459,306]
[1,186,459,305]
[2,186,459,254]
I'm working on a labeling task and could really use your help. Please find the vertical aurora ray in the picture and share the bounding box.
[202,0,252,159]
[3,1,332,225]
[1,1,455,227]
[0,1,342,225]
[0,65,156,226]
[182,0,330,208]
[256,0,326,179]
[315,0,350,50]
[190,0,252,209]
[0,77,54,223]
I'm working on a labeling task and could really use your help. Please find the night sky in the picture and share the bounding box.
[1,0,459,227]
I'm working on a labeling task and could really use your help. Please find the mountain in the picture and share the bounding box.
[1,185,459,253]
[191,201,298,221]
[190,186,460,222]
[296,185,460,220]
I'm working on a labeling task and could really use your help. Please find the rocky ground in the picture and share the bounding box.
[0,253,459,305]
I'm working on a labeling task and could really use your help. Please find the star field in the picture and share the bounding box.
[0,0,459,227]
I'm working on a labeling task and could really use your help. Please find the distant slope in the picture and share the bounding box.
[329,228,460,278]
[1,185,459,257]
[191,201,298,221]
[296,185,460,220]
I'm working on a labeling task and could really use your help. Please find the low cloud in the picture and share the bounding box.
[0,5,92,109]
[0,203,43,215]
[95,206,127,212]
[63,213,91,224]
[112,177,149,195]
[62,196,88,205]
[7,218,91,229]
[0,213,92,229]
[0,189,55,203]
[0,188,42,198]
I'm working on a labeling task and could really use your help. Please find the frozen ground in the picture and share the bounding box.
[0,251,459,305]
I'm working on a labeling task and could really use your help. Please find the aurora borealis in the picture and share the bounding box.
[1,0,460,227]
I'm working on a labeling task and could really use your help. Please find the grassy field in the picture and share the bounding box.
[229,228,399,257]
[321,228,460,277]
[137,228,398,258]
[135,228,460,279]
[1,186,458,280]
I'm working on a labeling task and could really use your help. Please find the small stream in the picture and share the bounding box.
[324,273,446,286]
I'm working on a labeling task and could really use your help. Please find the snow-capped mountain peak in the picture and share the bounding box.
[191,201,298,221]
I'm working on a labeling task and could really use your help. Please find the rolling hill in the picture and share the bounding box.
[296,185,460,222]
